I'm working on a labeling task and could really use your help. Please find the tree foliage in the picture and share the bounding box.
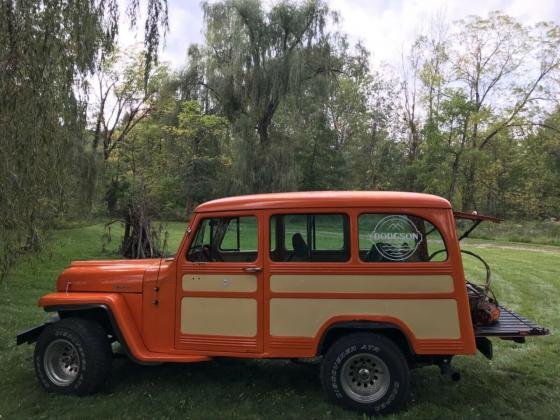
[0,0,167,278]
[118,6,559,221]
[92,50,169,161]
[191,0,342,191]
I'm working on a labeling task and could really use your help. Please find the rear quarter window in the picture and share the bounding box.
[358,214,447,262]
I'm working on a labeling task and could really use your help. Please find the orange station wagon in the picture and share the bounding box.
[17,192,549,414]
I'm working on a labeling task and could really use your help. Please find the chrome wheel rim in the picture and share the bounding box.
[44,339,80,386]
[340,353,390,403]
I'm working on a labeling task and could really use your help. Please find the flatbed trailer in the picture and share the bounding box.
[474,304,549,340]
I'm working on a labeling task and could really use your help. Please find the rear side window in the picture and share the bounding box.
[358,214,447,262]
[270,214,349,262]
[187,216,258,262]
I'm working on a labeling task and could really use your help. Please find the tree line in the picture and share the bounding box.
[102,4,559,219]
[1,0,559,271]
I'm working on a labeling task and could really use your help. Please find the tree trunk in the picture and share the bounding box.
[404,122,421,190]
[119,197,161,259]
[461,161,477,210]
[105,178,120,214]
[448,152,461,200]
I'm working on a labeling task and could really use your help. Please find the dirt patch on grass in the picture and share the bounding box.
[465,240,560,255]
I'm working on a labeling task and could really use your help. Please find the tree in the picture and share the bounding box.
[399,15,450,192]
[92,50,169,161]
[92,49,169,216]
[163,101,231,212]
[275,41,399,192]
[0,0,168,281]
[104,95,231,258]
[505,109,560,217]
[403,12,560,210]
[451,13,560,209]
[196,0,340,191]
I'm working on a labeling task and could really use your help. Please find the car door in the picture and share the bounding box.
[175,211,263,354]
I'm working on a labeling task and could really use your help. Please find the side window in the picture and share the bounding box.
[270,214,349,262]
[358,214,447,262]
[187,216,258,262]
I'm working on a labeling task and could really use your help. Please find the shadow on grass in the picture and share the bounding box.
[4,347,557,419]
[108,356,322,395]
[91,349,555,418]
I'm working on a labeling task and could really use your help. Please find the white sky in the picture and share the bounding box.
[119,0,560,70]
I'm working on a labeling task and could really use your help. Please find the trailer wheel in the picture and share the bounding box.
[320,333,410,415]
[34,318,112,395]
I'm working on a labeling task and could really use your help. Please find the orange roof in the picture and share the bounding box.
[195,191,452,212]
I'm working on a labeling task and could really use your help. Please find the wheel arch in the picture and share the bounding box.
[317,320,414,357]
[44,304,137,362]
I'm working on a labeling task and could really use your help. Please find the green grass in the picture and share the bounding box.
[1,223,559,419]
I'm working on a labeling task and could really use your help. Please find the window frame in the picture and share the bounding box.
[268,212,351,263]
[357,211,449,264]
[185,213,260,263]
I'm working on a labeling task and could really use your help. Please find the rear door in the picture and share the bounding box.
[176,211,264,354]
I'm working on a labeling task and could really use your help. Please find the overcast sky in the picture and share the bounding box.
[119,0,560,70]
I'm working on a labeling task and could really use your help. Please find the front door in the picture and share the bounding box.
[176,212,263,354]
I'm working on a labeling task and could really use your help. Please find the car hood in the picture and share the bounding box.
[56,259,162,293]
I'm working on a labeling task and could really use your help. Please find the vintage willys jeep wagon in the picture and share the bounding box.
[17,192,549,414]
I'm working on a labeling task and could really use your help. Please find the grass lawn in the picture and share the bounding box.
[1,223,559,419]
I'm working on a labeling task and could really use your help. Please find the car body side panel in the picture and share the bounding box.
[122,293,143,333]
[171,206,476,358]
[142,260,177,353]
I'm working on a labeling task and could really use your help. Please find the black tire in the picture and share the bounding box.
[320,333,410,415]
[34,318,112,395]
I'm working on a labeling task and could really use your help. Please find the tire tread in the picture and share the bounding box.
[34,317,112,395]
[320,332,410,415]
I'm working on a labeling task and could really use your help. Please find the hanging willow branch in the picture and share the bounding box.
[0,0,168,283]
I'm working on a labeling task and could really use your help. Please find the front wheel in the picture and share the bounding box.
[320,333,410,415]
[34,318,112,395]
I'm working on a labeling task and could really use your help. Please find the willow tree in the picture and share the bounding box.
[197,0,339,192]
[0,0,167,281]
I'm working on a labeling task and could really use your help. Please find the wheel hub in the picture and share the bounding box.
[44,339,80,386]
[340,353,390,403]
[358,367,371,381]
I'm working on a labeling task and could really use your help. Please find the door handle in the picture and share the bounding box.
[243,267,262,273]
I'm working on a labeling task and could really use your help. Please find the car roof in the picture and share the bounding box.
[195,191,452,213]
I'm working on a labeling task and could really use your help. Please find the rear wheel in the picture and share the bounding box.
[34,318,112,395]
[320,333,410,415]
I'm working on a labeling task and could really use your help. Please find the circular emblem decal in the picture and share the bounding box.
[370,215,423,261]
